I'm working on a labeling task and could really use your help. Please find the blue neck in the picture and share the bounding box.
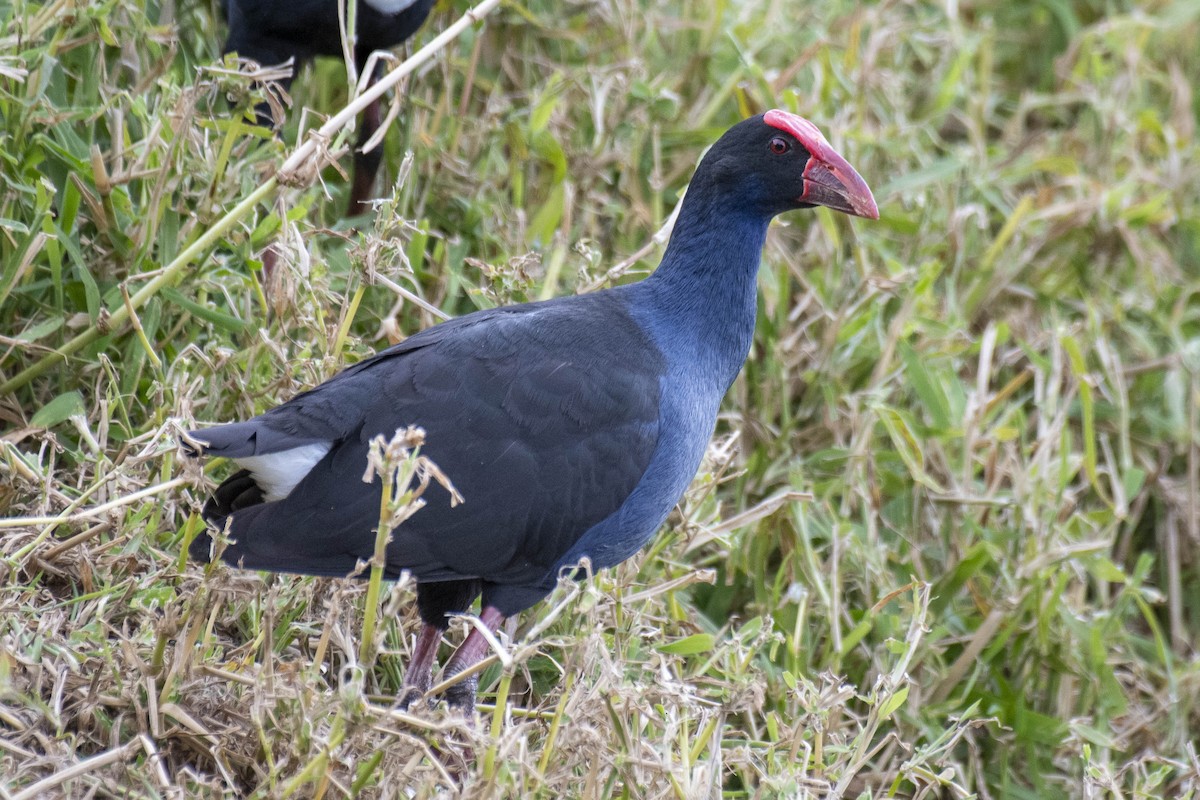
[638,194,770,384]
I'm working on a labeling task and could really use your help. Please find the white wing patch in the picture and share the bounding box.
[363,0,420,14]
[236,443,332,503]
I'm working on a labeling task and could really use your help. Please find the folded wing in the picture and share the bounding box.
[188,293,665,591]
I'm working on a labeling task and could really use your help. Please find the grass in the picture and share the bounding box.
[2,0,1199,796]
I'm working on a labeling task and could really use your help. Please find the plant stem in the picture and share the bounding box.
[483,669,514,781]
[358,459,395,667]
[0,179,277,396]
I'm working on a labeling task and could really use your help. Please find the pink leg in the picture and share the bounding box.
[441,606,505,711]
[398,623,442,710]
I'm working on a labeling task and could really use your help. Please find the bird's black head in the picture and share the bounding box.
[697,110,879,221]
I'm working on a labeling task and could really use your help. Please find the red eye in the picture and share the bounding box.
[769,136,791,155]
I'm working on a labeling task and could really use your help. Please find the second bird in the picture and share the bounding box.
[185,110,879,710]
[222,0,436,211]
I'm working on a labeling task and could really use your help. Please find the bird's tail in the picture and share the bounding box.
[182,420,265,459]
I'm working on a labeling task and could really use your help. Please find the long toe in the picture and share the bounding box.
[442,675,478,714]
[396,664,434,712]
[397,685,430,712]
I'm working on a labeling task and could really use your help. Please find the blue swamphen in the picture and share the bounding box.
[222,0,436,211]
[185,110,878,709]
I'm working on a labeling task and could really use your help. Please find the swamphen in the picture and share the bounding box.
[185,110,878,709]
[222,0,436,211]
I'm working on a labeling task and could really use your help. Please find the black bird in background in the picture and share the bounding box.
[185,110,879,710]
[222,0,436,212]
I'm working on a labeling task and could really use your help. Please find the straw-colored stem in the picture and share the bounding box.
[535,672,574,778]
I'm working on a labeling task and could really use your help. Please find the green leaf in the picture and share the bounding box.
[1071,723,1118,749]
[74,253,101,322]
[875,156,963,197]
[878,684,909,720]
[16,316,64,343]
[876,406,944,491]
[31,391,86,428]
[529,72,563,134]
[657,633,715,656]
[1062,334,1110,506]
[527,181,565,247]
[1087,557,1127,583]
[1122,466,1147,499]
[162,288,251,333]
[531,129,568,182]
[900,340,952,430]
[839,617,874,657]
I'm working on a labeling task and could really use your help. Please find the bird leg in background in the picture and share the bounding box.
[440,606,506,711]
[348,69,386,214]
[259,244,279,304]
[397,623,443,710]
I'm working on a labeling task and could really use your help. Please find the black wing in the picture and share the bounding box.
[189,291,665,594]
[185,307,505,459]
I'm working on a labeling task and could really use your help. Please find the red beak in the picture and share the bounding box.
[763,109,879,220]
[801,152,879,220]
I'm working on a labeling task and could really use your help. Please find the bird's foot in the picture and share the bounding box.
[442,673,478,715]
[396,685,431,712]
[436,605,504,715]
